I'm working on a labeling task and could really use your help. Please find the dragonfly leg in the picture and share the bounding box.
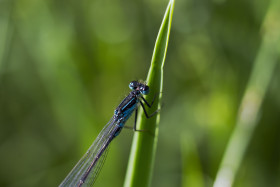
[139,100,159,118]
[134,108,138,131]
[123,109,139,131]
[123,104,155,136]
[142,92,162,107]
[132,108,147,132]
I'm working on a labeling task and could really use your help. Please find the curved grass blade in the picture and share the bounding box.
[124,1,175,187]
[213,1,280,187]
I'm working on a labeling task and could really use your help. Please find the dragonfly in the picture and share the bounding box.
[60,81,158,187]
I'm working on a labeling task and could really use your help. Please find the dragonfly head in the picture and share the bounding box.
[129,81,149,95]
[129,81,138,90]
[139,84,149,95]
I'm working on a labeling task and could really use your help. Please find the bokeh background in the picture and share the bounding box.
[0,0,279,187]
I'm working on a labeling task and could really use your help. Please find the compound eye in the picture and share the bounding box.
[129,81,138,90]
[141,85,149,95]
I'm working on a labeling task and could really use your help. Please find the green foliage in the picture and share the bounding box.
[0,0,279,187]
[214,1,280,186]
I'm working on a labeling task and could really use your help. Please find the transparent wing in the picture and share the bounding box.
[83,145,110,186]
[59,117,118,187]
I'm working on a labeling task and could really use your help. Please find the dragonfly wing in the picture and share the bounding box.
[83,145,110,186]
[59,117,117,187]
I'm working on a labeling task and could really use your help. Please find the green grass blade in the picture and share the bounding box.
[213,1,280,187]
[124,1,175,187]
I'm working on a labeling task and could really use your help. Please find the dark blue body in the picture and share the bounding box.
[77,90,143,186]
[60,81,151,187]
[113,90,140,136]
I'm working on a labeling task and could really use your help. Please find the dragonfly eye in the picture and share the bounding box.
[129,81,138,90]
[140,85,149,95]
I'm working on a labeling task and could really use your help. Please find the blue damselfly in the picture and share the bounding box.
[60,81,158,187]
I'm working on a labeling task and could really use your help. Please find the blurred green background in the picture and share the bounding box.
[0,0,279,187]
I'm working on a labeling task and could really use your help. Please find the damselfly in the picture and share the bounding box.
[60,81,158,187]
